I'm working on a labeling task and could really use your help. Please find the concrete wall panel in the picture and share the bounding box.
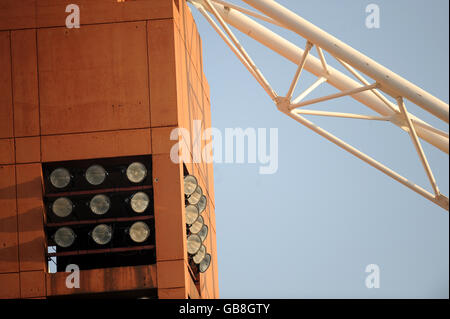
[0,0,175,31]
[15,137,41,164]
[148,19,179,127]
[152,153,186,261]
[11,29,39,137]
[46,265,157,296]
[16,163,45,272]
[38,22,150,135]
[0,165,19,274]
[0,139,15,165]
[41,128,151,162]
[0,272,20,298]
[20,270,46,298]
[0,32,13,139]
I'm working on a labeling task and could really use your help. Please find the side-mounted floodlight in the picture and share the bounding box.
[184,175,198,196]
[189,215,204,234]
[185,204,199,225]
[193,245,206,264]
[198,224,208,242]
[199,253,211,273]
[188,185,203,205]
[187,234,202,254]
[197,195,207,214]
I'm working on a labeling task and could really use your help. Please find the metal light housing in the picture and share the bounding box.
[185,204,199,225]
[189,215,204,234]
[198,224,208,242]
[188,185,203,205]
[184,175,198,196]
[199,253,211,273]
[193,245,206,264]
[187,233,202,254]
[197,195,207,213]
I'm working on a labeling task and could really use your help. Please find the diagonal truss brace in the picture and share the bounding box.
[188,0,449,211]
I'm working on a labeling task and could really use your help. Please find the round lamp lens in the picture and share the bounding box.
[129,221,150,243]
[85,165,107,186]
[189,215,204,234]
[184,175,198,196]
[198,224,208,242]
[89,194,111,215]
[50,168,71,189]
[126,162,147,184]
[197,195,207,213]
[199,253,211,273]
[51,197,73,218]
[193,245,206,264]
[187,234,202,254]
[130,192,149,213]
[91,224,112,245]
[188,186,203,205]
[54,227,76,248]
[185,205,199,225]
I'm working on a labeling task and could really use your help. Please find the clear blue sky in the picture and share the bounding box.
[189,0,449,298]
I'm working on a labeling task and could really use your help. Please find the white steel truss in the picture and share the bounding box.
[188,0,449,211]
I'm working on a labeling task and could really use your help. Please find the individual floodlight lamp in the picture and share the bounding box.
[198,224,208,242]
[188,185,203,205]
[193,245,206,264]
[126,162,147,184]
[53,227,76,248]
[187,234,202,254]
[129,221,150,243]
[90,224,112,245]
[85,164,107,186]
[89,194,111,215]
[189,215,204,234]
[130,192,149,213]
[185,204,199,225]
[49,168,71,189]
[184,175,198,196]
[51,197,74,218]
[199,253,211,273]
[197,195,207,213]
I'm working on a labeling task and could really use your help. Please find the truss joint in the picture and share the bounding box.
[436,194,449,211]
[275,96,291,113]
[388,112,408,130]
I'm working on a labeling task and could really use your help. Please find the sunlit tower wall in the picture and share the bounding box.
[0,0,218,299]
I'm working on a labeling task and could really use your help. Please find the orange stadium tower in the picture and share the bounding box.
[0,0,218,299]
